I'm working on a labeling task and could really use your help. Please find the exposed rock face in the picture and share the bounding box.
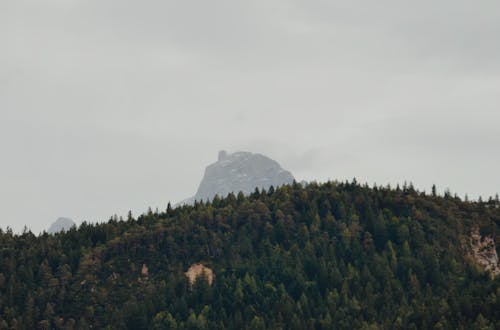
[470,228,500,277]
[185,264,214,286]
[48,217,76,234]
[183,151,294,204]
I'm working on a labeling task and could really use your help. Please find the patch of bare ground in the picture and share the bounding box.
[185,263,214,286]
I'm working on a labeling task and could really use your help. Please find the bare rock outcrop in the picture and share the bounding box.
[470,228,500,277]
[185,263,214,286]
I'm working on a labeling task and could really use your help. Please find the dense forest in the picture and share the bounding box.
[1,181,499,329]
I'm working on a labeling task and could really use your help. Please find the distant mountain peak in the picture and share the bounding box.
[180,151,295,205]
[48,217,76,234]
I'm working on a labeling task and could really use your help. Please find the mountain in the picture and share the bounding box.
[181,150,295,204]
[47,217,76,234]
[1,181,499,329]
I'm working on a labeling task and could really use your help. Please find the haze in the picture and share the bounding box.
[1,0,499,233]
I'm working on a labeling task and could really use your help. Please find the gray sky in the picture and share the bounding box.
[1,0,499,233]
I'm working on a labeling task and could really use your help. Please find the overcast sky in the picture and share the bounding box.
[2,0,499,233]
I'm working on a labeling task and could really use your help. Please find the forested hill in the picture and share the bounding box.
[1,181,500,329]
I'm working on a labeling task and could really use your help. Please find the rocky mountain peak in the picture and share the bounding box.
[48,217,76,234]
[180,151,295,204]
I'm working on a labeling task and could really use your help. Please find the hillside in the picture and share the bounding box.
[1,181,499,329]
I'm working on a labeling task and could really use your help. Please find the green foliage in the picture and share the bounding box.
[0,181,499,329]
